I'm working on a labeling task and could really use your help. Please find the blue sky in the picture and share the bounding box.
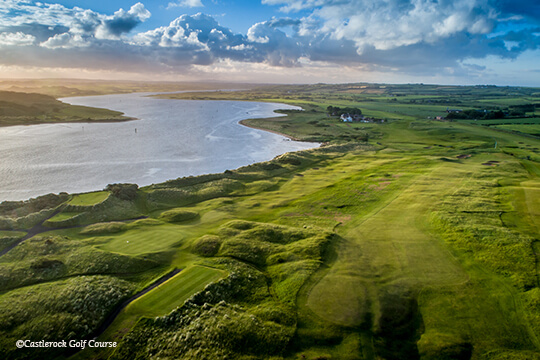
[0,0,539,86]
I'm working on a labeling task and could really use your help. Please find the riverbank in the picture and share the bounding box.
[238,118,303,141]
[0,116,137,128]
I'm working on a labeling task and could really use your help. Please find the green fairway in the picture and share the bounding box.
[305,163,468,328]
[127,265,225,317]
[98,225,185,255]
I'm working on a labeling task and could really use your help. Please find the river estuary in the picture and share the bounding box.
[0,92,317,201]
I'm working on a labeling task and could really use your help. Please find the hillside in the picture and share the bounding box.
[0,91,131,127]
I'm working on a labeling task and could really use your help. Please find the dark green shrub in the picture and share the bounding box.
[105,183,138,201]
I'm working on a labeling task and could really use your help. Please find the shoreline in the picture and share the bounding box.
[238,118,303,142]
[0,116,137,128]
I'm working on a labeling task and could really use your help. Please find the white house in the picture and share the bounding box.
[340,114,353,122]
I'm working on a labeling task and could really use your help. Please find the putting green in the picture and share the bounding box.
[98,225,184,255]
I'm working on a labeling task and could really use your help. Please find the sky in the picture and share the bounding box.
[0,0,539,86]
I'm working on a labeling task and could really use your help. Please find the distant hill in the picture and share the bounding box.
[0,90,130,127]
[0,91,64,117]
[0,79,260,98]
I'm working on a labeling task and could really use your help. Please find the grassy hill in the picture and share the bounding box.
[0,90,131,127]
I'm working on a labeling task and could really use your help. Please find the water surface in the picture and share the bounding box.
[0,93,317,201]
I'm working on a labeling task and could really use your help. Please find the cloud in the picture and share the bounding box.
[132,13,249,65]
[0,1,150,45]
[0,31,35,46]
[264,0,499,52]
[98,3,150,39]
[167,0,204,9]
[0,0,538,83]
[246,20,303,66]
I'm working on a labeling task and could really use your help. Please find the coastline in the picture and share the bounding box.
[0,116,137,128]
[238,118,303,142]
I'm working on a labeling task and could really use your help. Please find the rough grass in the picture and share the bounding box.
[192,235,222,257]
[80,221,128,235]
[158,209,199,223]
[495,124,540,136]
[0,275,136,360]
[45,195,143,228]
[0,230,26,252]
[0,235,164,291]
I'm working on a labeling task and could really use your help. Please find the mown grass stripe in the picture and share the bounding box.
[128,266,225,316]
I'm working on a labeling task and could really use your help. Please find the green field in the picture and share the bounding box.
[1,82,539,360]
[68,191,109,206]
[97,225,186,255]
[495,124,540,136]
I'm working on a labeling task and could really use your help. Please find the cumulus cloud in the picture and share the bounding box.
[0,1,150,46]
[247,20,303,66]
[264,0,498,52]
[97,3,150,39]
[132,13,251,65]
